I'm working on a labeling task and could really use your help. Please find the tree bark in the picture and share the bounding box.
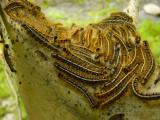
[1,0,160,120]
[124,0,139,25]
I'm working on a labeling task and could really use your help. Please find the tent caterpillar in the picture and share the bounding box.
[99,75,135,107]
[3,44,16,72]
[58,73,98,108]
[52,53,105,75]
[132,77,160,98]
[96,64,138,98]
[55,63,112,82]
[110,12,133,23]
[139,41,155,85]
[23,25,60,52]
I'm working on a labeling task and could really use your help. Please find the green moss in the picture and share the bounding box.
[0,62,11,98]
[41,1,49,9]
[47,10,65,19]
[138,20,160,63]
[105,0,111,3]
[88,7,118,18]
[0,107,7,118]
[19,97,28,120]
[75,0,86,4]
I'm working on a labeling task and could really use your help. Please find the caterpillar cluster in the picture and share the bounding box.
[5,0,160,108]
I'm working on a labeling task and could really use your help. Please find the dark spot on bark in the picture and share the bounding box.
[139,105,142,108]
[107,112,111,116]
[75,104,78,107]
[32,67,35,71]
[35,50,48,61]
[24,54,28,58]
[19,81,22,85]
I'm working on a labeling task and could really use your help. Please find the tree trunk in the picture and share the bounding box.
[1,0,160,120]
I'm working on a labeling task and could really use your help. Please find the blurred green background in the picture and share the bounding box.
[0,0,160,119]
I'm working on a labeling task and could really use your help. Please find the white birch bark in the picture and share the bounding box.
[1,0,160,120]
